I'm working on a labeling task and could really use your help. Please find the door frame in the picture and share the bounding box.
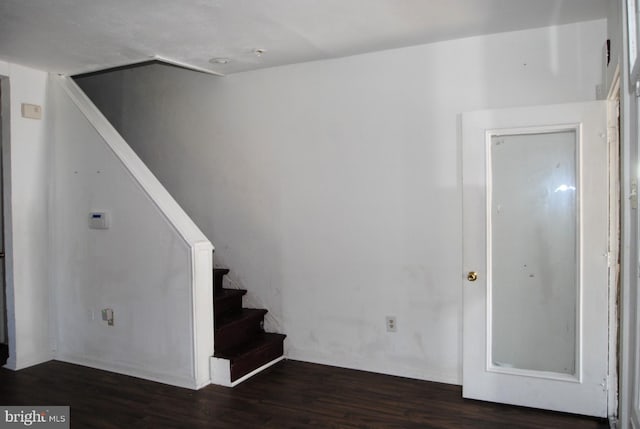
[0,74,14,365]
[606,66,621,421]
[620,1,640,426]
[0,79,4,347]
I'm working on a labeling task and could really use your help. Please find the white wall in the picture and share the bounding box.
[0,61,52,370]
[77,19,606,384]
[50,76,213,389]
[605,0,622,95]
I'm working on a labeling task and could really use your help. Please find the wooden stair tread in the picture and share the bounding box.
[216,308,267,330]
[210,262,286,383]
[214,288,247,301]
[213,288,247,328]
[214,333,286,360]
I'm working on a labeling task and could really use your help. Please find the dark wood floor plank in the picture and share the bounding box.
[0,344,7,366]
[0,359,608,429]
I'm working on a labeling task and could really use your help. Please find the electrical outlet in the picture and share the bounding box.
[101,308,114,326]
[386,316,397,333]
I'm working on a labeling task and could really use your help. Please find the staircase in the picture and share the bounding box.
[210,267,286,386]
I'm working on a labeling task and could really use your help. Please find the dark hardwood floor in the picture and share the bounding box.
[0,359,608,429]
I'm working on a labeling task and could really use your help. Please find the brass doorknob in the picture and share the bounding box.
[467,271,478,282]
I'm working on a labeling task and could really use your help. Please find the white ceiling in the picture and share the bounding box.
[0,0,608,76]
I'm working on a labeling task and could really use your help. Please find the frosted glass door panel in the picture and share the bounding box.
[490,130,577,375]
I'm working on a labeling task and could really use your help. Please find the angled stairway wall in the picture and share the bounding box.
[50,76,213,389]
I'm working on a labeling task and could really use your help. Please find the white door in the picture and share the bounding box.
[462,101,609,417]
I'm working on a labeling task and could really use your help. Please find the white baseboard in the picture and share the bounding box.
[210,356,285,387]
[3,353,52,371]
[285,351,460,385]
[194,378,212,389]
[229,356,284,387]
[210,357,232,387]
[56,354,200,390]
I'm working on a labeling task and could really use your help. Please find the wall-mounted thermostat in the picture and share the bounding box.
[89,212,109,229]
[21,103,42,120]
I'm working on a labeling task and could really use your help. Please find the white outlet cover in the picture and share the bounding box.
[386,316,397,332]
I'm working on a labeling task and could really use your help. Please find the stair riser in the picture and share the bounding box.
[215,314,265,352]
[213,269,229,291]
[210,265,286,387]
[214,295,244,326]
[230,339,284,382]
